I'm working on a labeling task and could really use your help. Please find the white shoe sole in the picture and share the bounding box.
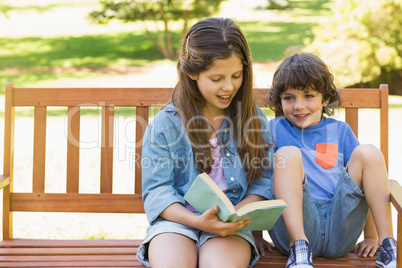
[376,260,396,268]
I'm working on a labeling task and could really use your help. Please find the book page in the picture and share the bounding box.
[236,199,286,216]
[198,173,235,214]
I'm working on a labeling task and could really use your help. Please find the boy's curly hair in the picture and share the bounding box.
[269,50,341,117]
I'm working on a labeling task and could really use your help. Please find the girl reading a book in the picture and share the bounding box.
[136,17,274,267]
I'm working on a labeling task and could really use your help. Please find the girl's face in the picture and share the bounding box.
[189,53,243,118]
[280,88,329,128]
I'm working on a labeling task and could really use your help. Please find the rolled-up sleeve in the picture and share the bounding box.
[141,120,186,224]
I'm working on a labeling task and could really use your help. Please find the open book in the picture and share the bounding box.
[184,173,286,231]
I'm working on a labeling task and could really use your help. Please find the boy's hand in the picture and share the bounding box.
[252,231,273,256]
[353,238,378,257]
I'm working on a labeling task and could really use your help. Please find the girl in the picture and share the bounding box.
[256,51,396,268]
[136,17,274,268]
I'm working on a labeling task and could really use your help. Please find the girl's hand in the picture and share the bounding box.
[353,238,378,257]
[252,231,273,256]
[196,206,250,236]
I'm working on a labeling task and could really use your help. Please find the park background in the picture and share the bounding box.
[0,0,401,241]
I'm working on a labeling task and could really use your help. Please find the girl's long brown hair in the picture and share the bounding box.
[172,17,269,183]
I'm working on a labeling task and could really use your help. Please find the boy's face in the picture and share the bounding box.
[280,88,329,128]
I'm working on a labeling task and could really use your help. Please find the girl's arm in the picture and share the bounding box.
[160,203,250,236]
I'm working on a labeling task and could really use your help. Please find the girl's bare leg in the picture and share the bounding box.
[148,233,198,268]
[199,235,251,268]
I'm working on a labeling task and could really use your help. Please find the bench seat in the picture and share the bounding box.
[0,239,377,267]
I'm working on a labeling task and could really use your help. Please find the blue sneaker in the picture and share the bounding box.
[376,237,397,267]
[286,240,314,268]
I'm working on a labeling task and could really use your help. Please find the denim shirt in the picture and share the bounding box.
[141,103,274,225]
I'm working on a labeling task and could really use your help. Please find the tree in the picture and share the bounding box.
[0,0,10,18]
[89,0,225,60]
[266,0,291,10]
[307,0,402,88]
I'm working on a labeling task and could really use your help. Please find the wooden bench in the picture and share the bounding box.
[0,82,401,267]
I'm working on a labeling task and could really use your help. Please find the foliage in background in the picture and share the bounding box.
[266,0,292,10]
[307,0,402,88]
[0,19,319,92]
[0,0,10,18]
[89,0,225,60]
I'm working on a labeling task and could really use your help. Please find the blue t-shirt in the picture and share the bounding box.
[269,117,359,200]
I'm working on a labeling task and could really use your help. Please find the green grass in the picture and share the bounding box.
[0,0,335,94]
[286,0,334,15]
[6,0,97,13]
[0,20,318,86]
[0,32,166,69]
[0,71,105,89]
[0,31,179,93]
[389,103,402,109]
[242,21,316,62]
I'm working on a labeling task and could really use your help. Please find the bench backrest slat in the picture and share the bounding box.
[2,83,389,240]
[33,106,47,193]
[339,88,381,108]
[67,106,80,193]
[13,88,172,107]
[345,109,359,138]
[100,106,114,194]
[135,106,149,195]
[11,193,144,213]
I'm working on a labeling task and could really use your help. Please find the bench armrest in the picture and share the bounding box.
[390,180,402,214]
[0,175,10,189]
[390,179,402,267]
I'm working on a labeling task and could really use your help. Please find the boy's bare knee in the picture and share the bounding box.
[274,146,302,170]
[275,146,302,161]
[352,144,385,164]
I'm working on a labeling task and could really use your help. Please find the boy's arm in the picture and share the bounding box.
[364,210,378,239]
[353,209,378,257]
[253,230,273,256]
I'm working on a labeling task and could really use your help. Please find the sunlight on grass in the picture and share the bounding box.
[0,32,166,69]
[283,0,334,16]
[242,21,315,62]
[0,71,105,93]
[0,0,338,90]
[8,0,97,13]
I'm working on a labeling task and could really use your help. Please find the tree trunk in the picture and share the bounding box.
[163,18,175,60]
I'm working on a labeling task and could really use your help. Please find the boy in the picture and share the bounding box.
[257,51,397,268]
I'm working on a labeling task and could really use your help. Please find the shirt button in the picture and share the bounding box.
[226,153,230,157]
[230,177,235,181]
